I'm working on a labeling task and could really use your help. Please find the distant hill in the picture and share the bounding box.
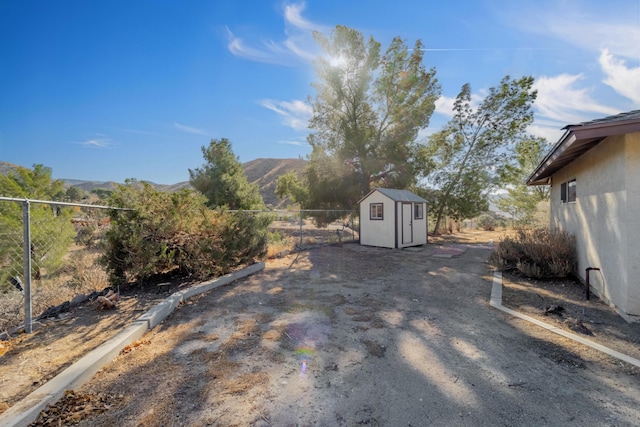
[64,180,121,192]
[243,158,307,207]
[0,158,307,208]
[0,161,22,175]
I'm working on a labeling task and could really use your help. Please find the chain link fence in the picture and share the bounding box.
[0,199,360,335]
[0,197,117,334]
[266,209,359,249]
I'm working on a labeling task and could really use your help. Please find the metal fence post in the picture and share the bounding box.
[299,210,303,247]
[351,213,355,241]
[22,199,33,333]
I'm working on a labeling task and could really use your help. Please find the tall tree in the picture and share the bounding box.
[189,138,264,210]
[0,164,66,200]
[497,136,550,225]
[422,76,537,233]
[65,186,85,202]
[281,26,440,214]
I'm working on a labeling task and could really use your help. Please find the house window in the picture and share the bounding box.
[561,179,576,203]
[414,203,423,219]
[567,179,576,202]
[370,203,383,220]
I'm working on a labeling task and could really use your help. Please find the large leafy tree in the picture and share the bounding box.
[0,165,74,290]
[422,76,537,233]
[280,26,440,214]
[189,138,264,210]
[497,136,550,225]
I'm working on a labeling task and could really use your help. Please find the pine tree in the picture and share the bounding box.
[189,138,264,210]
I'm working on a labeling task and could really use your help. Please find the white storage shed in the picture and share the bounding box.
[358,188,428,249]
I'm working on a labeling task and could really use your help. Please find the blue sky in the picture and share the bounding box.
[1,1,638,184]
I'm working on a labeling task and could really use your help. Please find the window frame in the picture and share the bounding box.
[560,179,576,203]
[567,179,576,203]
[370,203,384,220]
[414,203,424,220]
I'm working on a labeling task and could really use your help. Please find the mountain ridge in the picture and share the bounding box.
[0,159,306,207]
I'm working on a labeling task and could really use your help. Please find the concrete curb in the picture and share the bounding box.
[0,262,265,427]
[490,270,640,369]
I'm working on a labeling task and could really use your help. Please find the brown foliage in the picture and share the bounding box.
[490,228,576,279]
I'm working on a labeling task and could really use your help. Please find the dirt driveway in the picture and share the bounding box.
[26,243,640,425]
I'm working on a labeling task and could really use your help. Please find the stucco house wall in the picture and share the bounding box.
[529,110,640,322]
[549,133,630,316]
[625,133,640,316]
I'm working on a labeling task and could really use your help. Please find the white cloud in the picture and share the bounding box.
[80,139,110,148]
[434,72,624,144]
[544,19,640,60]
[532,73,620,126]
[434,95,456,118]
[416,126,438,142]
[226,2,326,66]
[226,28,282,65]
[75,135,113,148]
[174,122,208,136]
[283,2,316,31]
[259,99,312,130]
[505,2,640,60]
[527,123,564,144]
[599,49,640,105]
[277,139,305,146]
[433,92,485,118]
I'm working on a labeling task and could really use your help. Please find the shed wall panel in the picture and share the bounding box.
[359,192,396,248]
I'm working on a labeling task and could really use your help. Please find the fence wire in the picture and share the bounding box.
[0,198,116,334]
[0,199,360,335]
[266,209,359,249]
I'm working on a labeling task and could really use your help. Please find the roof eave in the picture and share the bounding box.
[527,119,640,186]
[526,131,574,186]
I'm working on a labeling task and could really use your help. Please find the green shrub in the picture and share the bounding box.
[490,227,576,278]
[101,183,268,286]
[477,214,496,231]
[0,204,75,292]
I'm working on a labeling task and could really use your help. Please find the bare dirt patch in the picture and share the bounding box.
[428,228,515,245]
[0,280,187,413]
[435,229,640,370]
[501,272,640,368]
[2,231,640,426]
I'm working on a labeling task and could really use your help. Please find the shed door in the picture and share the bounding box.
[402,203,413,244]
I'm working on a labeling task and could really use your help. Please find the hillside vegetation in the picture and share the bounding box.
[0,159,306,208]
[243,158,306,207]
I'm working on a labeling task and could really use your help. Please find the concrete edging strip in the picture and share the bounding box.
[0,262,265,427]
[135,262,265,330]
[490,270,640,369]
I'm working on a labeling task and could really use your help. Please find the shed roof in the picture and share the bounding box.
[527,110,640,186]
[359,188,427,204]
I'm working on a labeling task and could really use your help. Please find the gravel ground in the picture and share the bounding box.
[22,242,638,426]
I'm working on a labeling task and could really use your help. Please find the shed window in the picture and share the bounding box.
[561,179,576,203]
[370,203,383,220]
[414,203,423,219]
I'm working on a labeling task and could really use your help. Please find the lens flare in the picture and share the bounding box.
[285,312,330,377]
